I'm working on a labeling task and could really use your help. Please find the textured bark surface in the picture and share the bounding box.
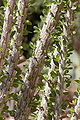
[0,0,28,113]
[0,0,15,72]
[55,36,65,120]
[2,0,28,94]
[15,3,64,120]
[37,56,54,120]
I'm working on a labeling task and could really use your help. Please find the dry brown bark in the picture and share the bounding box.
[15,3,64,120]
[0,0,15,72]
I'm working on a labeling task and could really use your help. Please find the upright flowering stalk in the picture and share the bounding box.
[0,0,15,72]
[15,2,64,120]
[0,0,28,113]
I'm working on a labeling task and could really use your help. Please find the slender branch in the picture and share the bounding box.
[37,55,54,120]
[0,0,28,113]
[55,36,65,120]
[54,5,74,119]
[0,0,15,72]
[2,0,28,94]
[15,3,64,120]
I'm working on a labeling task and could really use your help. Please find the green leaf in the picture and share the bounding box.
[7,3,10,7]
[69,107,74,113]
[12,93,18,101]
[13,78,23,88]
[25,20,32,25]
[74,91,78,97]
[50,71,57,78]
[13,82,19,88]
[15,66,22,75]
[75,80,80,84]
[71,6,77,10]
[10,93,18,101]
[72,99,76,105]
[50,112,53,116]
[29,42,35,49]
[20,12,23,16]
[54,55,60,61]
[33,26,40,33]
[0,75,6,83]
